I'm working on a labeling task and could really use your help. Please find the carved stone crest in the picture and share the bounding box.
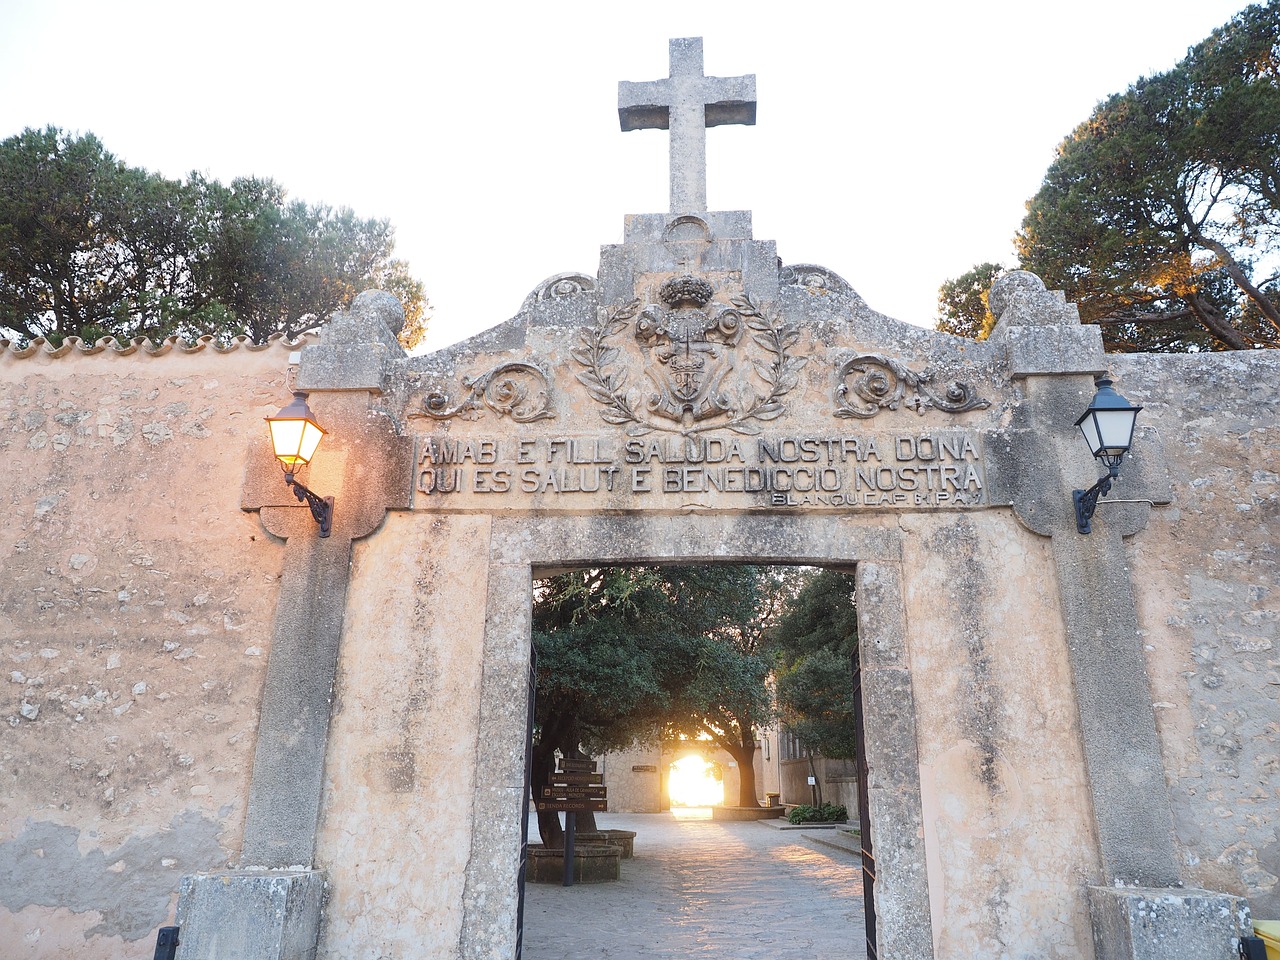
[573,275,806,436]
[634,276,743,423]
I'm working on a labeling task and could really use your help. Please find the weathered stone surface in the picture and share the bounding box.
[1116,349,1280,918]
[239,533,354,869]
[1004,322,1107,377]
[902,510,1102,955]
[858,665,933,960]
[239,391,416,870]
[0,345,293,950]
[984,371,1183,890]
[314,512,491,959]
[988,270,1080,327]
[575,829,636,858]
[175,870,325,960]
[526,845,621,884]
[295,294,408,394]
[1088,886,1252,960]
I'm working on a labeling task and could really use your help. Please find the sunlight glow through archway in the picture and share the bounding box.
[667,754,724,807]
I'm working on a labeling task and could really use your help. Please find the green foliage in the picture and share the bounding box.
[936,262,1003,340]
[1016,3,1280,352]
[531,565,779,757]
[786,802,848,824]
[771,570,859,762]
[0,126,429,346]
[531,565,795,820]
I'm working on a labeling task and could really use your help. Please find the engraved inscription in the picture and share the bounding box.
[416,430,985,508]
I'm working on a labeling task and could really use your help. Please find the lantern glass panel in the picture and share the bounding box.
[269,417,324,468]
[1095,408,1137,457]
[1078,413,1103,458]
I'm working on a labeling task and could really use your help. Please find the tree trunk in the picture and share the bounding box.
[1186,224,1280,336]
[1186,293,1251,349]
[725,739,760,808]
[807,753,823,807]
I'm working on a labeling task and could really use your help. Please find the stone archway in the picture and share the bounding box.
[457,514,932,960]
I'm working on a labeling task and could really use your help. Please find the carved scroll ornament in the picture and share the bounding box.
[834,354,990,419]
[412,362,555,423]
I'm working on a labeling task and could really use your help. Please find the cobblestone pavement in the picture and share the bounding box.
[522,811,867,959]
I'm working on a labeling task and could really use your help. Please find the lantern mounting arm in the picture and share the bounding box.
[284,471,334,538]
[1073,464,1119,535]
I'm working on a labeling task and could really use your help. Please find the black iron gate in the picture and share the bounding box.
[851,648,878,959]
[515,645,536,960]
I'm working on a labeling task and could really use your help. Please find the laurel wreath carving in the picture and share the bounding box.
[572,295,807,437]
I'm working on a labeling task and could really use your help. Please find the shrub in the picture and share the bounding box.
[787,802,848,824]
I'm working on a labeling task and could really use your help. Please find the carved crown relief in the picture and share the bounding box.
[573,274,807,437]
[409,278,990,431]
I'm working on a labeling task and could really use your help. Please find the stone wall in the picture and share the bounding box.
[599,743,663,813]
[0,340,297,957]
[906,510,1101,956]
[1118,351,1280,919]
[2,260,1277,960]
[778,757,858,810]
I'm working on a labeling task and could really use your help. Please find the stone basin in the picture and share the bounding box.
[575,829,637,858]
[526,844,621,884]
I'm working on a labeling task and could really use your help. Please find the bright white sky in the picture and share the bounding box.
[0,0,1256,351]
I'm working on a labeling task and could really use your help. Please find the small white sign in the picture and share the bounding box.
[807,776,816,785]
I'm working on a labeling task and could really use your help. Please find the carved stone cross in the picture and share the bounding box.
[619,37,756,213]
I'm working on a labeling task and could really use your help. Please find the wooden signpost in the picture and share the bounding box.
[537,758,607,886]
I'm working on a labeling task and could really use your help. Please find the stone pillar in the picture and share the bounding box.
[460,557,534,960]
[175,293,414,960]
[985,272,1246,958]
[856,560,935,960]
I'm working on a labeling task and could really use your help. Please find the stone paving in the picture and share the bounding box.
[522,810,867,959]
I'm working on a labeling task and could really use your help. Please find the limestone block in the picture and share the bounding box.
[1089,886,1252,960]
[296,342,390,393]
[175,870,326,960]
[988,270,1080,327]
[1004,323,1106,378]
[622,210,754,243]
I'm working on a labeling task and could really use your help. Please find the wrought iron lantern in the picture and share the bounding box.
[1072,377,1142,535]
[265,392,333,537]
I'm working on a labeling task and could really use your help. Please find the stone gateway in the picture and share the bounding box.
[2,37,1278,960]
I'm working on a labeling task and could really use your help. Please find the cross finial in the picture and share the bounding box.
[618,38,757,213]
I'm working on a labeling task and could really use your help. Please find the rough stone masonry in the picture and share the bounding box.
[2,35,1277,960]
